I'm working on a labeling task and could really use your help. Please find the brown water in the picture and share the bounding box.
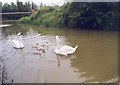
[0,23,118,83]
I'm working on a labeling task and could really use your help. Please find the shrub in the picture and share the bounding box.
[19,17,31,24]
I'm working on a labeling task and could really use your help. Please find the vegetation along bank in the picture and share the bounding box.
[18,2,119,31]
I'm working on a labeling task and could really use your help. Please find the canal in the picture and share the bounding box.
[0,22,118,83]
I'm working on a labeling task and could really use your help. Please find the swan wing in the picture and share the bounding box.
[55,45,75,55]
[55,49,68,56]
[59,45,75,52]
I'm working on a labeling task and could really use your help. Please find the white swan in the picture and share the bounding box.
[55,36,78,56]
[12,33,24,49]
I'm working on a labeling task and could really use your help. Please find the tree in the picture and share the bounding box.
[0,2,2,13]
[32,2,38,10]
[17,1,24,12]
[24,1,31,12]
[60,2,119,30]
[2,3,11,12]
[10,2,17,12]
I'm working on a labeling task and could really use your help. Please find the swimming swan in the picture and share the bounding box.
[55,36,78,56]
[12,33,24,49]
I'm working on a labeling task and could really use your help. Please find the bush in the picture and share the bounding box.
[19,6,62,27]
[19,17,31,24]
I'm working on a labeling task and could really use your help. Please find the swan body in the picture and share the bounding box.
[55,45,78,56]
[12,39,24,49]
[12,33,24,49]
[55,36,78,56]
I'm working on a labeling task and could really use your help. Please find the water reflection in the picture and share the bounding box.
[1,23,118,83]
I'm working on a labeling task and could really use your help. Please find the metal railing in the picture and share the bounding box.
[0,12,32,15]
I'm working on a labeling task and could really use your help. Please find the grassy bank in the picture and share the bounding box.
[19,6,62,27]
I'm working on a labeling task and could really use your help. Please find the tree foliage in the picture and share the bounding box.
[1,1,38,20]
[1,1,38,13]
[60,2,119,30]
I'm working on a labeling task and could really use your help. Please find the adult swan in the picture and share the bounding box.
[12,33,24,49]
[55,36,78,56]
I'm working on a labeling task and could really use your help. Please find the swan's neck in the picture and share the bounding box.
[56,36,59,42]
[56,36,60,47]
[74,45,78,50]
[17,35,22,45]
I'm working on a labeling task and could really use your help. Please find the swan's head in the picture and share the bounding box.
[17,33,21,36]
[36,42,39,45]
[75,45,78,50]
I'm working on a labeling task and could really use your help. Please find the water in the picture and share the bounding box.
[0,22,118,83]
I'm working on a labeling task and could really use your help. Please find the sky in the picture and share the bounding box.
[0,0,65,6]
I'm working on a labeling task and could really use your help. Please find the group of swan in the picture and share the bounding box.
[12,33,78,56]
